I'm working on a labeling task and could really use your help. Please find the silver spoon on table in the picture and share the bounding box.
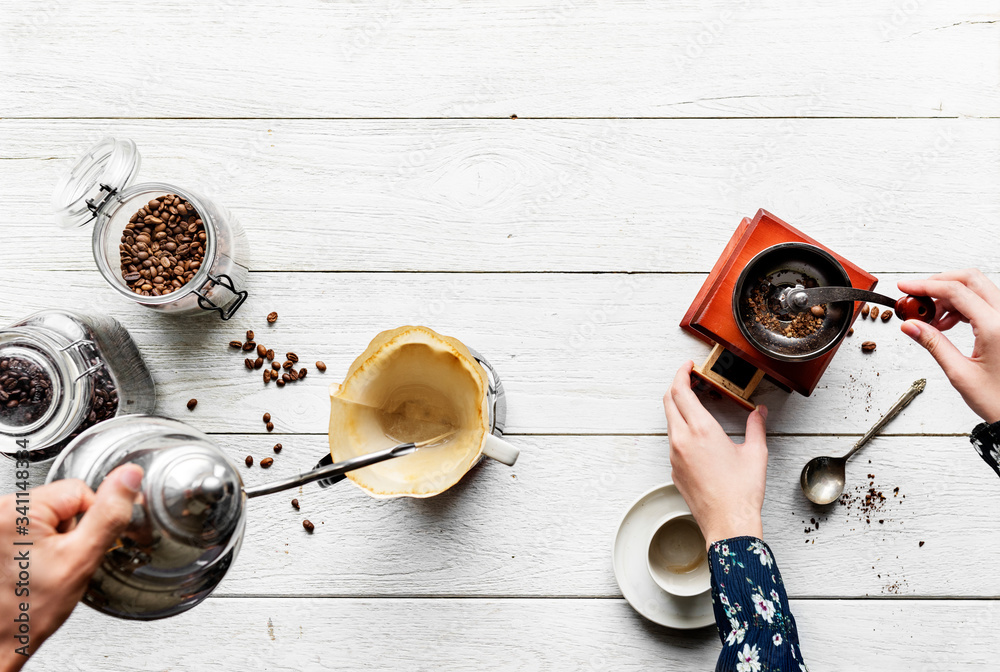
[800,379,926,505]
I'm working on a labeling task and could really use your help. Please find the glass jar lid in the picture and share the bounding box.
[0,333,80,454]
[52,137,141,229]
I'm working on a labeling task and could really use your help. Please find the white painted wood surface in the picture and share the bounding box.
[2,0,998,669]
[28,599,1000,671]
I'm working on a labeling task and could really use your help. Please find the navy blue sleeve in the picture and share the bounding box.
[971,420,1000,478]
[709,537,807,672]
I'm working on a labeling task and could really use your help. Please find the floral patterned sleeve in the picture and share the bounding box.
[971,420,1000,477]
[709,537,806,672]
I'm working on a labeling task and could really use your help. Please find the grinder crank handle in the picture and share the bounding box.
[782,286,936,323]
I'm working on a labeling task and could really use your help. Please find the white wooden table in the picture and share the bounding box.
[2,1,999,669]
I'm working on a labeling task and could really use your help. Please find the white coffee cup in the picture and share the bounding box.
[646,512,711,597]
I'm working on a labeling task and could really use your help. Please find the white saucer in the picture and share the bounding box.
[612,482,716,629]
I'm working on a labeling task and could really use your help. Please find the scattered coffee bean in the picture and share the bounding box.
[316,361,327,372]
[291,498,299,509]
[229,340,243,349]
[861,304,870,319]
[288,370,298,382]
[257,344,267,358]
[244,358,253,370]
[281,373,291,383]
[919,541,925,547]
[242,341,255,352]
[283,361,294,370]
[263,412,271,423]
[286,353,299,363]
[302,520,314,533]
[254,357,263,369]
[245,455,253,467]
[273,443,282,453]
[187,398,198,410]
[848,327,854,337]
[260,457,274,469]
[870,309,878,321]
[276,379,286,388]
[810,304,826,317]
[271,362,281,371]
[861,341,877,353]
[119,194,206,296]
[266,349,275,361]
[266,421,274,432]
[263,370,272,384]
[246,330,254,342]
[881,309,892,323]
[298,368,307,379]
[267,312,278,323]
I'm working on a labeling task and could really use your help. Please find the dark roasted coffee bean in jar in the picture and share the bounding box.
[52,137,250,319]
[119,194,206,297]
[0,310,155,462]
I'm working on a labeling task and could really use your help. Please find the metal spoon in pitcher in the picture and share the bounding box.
[800,379,926,505]
[242,430,455,499]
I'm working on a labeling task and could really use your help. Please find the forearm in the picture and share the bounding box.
[709,536,806,671]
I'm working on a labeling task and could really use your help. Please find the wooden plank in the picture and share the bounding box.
[1,1,998,118]
[28,598,999,670]
[1,119,998,273]
[6,434,997,598]
[0,270,986,435]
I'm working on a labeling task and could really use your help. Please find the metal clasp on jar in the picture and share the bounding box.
[194,273,248,321]
[60,339,106,381]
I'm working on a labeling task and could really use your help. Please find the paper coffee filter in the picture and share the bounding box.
[329,326,490,498]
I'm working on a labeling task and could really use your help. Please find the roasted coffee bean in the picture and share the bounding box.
[0,357,54,426]
[229,340,243,349]
[246,330,254,342]
[288,370,298,382]
[298,368,307,379]
[291,498,299,509]
[266,421,274,432]
[302,520,314,533]
[245,455,253,467]
[272,362,281,371]
[187,398,198,410]
[242,341,255,352]
[315,361,327,372]
[263,370,272,384]
[286,353,299,363]
[260,457,274,469]
[254,357,263,369]
[244,358,254,370]
[861,341,877,353]
[282,361,294,370]
[848,327,855,337]
[120,194,205,295]
[276,379,286,388]
[881,309,892,322]
[273,443,282,453]
[263,412,271,423]
[266,349,275,361]
[281,373,291,383]
[861,304,870,319]
[267,312,278,323]
[257,344,267,358]
[870,309,878,321]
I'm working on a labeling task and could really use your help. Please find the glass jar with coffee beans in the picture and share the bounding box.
[52,137,250,319]
[0,310,156,462]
